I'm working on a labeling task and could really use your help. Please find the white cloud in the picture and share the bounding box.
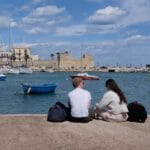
[22,16,45,24]
[86,0,150,34]
[22,5,65,24]
[56,25,87,36]
[120,0,150,27]
[25,27,47,34]
[31,5,65,17]
[20,0,44,11]
[21,5,69,35]
[10,21,17,27]
[46,20,55,26]
[0,16,10,27]
[126,35,143,41]
[88,6,126,24]
[0,16,17,28]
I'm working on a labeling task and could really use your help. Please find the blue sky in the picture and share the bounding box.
[0,0,150,66]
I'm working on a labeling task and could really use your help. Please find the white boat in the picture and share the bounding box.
[70,72,99,80]
[45,68,54,73]
[19,67,33,74]
[0,66,19,74]
[7,68,20,74]
[0,68,7,74]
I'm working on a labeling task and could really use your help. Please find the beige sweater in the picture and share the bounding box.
[96,90,128,115]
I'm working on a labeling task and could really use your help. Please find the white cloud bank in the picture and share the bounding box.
[56,24,87,36]
[0,16,17,28]
[88,6,126,24]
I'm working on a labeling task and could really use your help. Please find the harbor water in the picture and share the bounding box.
[0,72,150,114]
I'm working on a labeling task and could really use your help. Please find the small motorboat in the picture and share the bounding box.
[70,72,99,80]
[22,83,57,94]
[0,74,6,81]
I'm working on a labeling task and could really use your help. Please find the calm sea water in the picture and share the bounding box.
[0,72,150,114]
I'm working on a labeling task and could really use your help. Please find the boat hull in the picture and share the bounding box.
[0,74,6,81]
[70,73,99,80]
[22,83,57,94]
[19,68,33,74]
[70,75,99,80]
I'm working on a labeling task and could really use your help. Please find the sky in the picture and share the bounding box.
[0,0,150,67]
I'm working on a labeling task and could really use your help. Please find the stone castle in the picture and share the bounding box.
[0,47,94,70]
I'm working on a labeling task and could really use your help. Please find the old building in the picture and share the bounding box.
[12,47,39,61]
[0,48,11,65]
[30,51,94,70]
[0,47,95,70]
[11,47,39,66]
[55,51,94,70]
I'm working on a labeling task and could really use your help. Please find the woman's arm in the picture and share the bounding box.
[96,91,112,109]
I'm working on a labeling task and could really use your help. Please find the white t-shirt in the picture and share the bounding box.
[96,90,128,115]
[68,87,91,117]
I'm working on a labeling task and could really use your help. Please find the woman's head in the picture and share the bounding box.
[105,79,127,104]
[72,77,84,88]
[105,79,118,90]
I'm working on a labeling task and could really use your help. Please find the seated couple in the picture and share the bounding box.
[68,77,128,123]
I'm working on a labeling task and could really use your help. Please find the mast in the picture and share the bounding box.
[9,22,14,52]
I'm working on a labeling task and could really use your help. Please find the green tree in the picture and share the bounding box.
[24,49,30,67]
[50,53,55,60]
[56,52,60,69]
[10,53,16,66]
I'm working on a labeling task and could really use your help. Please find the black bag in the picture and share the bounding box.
[127,101,147,123]
[47,102,67,122]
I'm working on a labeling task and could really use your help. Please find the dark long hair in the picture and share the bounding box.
[105,79,127,104]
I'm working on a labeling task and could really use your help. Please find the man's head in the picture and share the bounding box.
[72,77,84,88]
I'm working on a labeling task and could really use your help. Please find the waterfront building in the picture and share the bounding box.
[0,49,11,65]
[0,47,94,70]
[11,46,39,66]
[12,47,39,61]
[29,51,94,71]
[55,51,94,70]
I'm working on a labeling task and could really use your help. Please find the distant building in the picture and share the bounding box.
[12,47,39,62]
[55,51,94,70]
[0,46,39,66]
[0,47,95,70]
[0,49,11,65]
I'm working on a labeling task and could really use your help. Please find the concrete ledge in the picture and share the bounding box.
[0,115,150,150]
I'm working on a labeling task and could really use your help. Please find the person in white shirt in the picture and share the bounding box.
[95,79,128,122]
[68,77,92,122]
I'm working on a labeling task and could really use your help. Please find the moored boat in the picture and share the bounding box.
[70,72,99,80]
[0,66,19,74]
[21,83,57,94]
[19,67,33,74]
[0,74,6,81]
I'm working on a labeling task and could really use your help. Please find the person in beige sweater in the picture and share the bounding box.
[95,79,128,122]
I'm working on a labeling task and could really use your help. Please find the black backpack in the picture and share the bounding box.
[47,102,67,122]
[127,101,147,123]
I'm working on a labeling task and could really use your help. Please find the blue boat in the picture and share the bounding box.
[0,74,6,81]
[22,83,57,94]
